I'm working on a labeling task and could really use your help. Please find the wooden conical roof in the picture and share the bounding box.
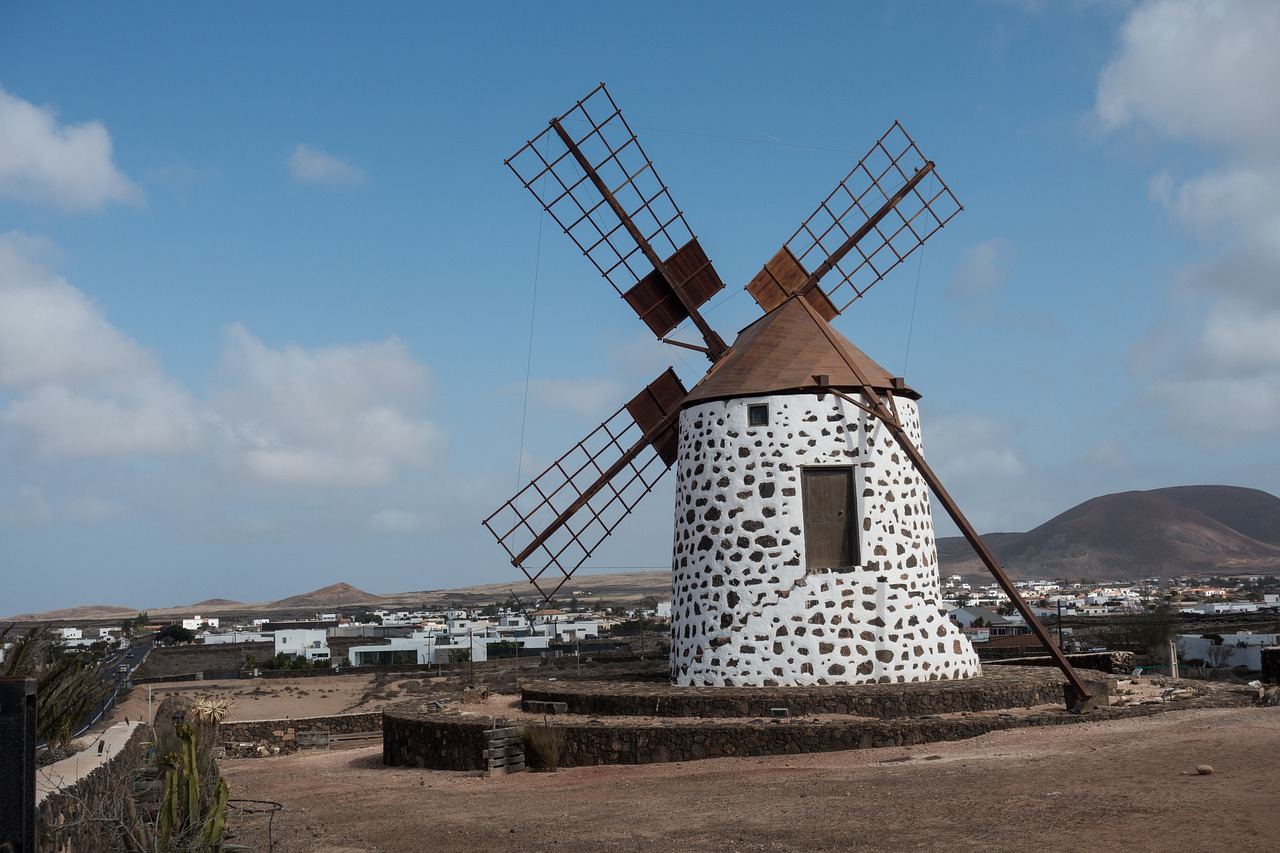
[683,296,917,405]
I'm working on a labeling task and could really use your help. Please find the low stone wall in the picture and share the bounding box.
[219,711,382,755]
[381,679,1253,771]
[987,651,1136,674]
[134,642,273,679]
[383,709,496,771]
[1263,647,1280,685]
[519,666,1084,719]
[136,638,374,679]
[37,697,195,852]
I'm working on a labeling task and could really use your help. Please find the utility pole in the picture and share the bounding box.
[1057,600,1064,650]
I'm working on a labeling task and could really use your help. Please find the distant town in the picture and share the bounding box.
[10,572,1278,679]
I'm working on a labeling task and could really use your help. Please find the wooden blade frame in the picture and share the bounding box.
[749,121,963,317]
[506,84,727,358]
[483,369,687,601]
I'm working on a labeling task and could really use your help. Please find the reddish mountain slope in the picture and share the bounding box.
[937,485,1280,580]
[268,582,384,608]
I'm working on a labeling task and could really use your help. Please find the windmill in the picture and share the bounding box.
[484,85,1090,701]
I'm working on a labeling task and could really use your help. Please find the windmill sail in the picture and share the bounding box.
[747,121,962,317]
[483,369,687,600]
[506,84,726,355]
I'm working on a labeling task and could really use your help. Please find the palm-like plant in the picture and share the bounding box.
[188,697,233,726]
[1,624,112,747]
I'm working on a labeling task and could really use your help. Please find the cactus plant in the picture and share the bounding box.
[152,719,228,850]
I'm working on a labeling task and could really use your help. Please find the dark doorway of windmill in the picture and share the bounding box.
[801,466,858,569]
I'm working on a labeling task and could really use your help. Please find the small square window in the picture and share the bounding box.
[747,403,769,427]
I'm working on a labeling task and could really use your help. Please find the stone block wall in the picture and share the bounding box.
[379,677,1250,772]
[383,707,498,771]
[37,697,196,852]
[671,393,979,686]
[1263,647,1280,685]
[219,711,382,755]
[520,666,1075,719]
[133,642,273,679]
[135,638,374,680]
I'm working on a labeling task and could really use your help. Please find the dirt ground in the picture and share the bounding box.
[107,673,431,725]
[220,706,1279,853]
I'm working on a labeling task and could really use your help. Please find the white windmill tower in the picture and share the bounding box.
[485,85,1091,700]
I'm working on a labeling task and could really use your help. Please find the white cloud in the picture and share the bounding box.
[1145,302,1280,439]
[925,413,1026,480]
[6,384,203,457]
[1094,0,1280,152]
[211,324,440,486]
[1100,1,1280,440]
[0,232,443,480]
[0,486,126,525]
[919,411,1049,533]
[368,508,439,534]
[947,238,1016,299]
[507,377,625,419]
[0,84,141,211]
[0,232,202,456]
[1079,440,1129,469]
[287,143,366,187]
[64,495,128,523]
[1195,303,1280,375]
[0,485,53,525]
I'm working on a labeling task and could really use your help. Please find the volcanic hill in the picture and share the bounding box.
[937,485,1280,580]
[268,582,384,608]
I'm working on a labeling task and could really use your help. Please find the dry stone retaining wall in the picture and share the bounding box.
[1263,647,1280,684]
[37,697,194,852]
[381,677,1250,771]
[219,711,382,756]
[520,666,1071,719]
[671,393,979,687]
[383,708,509,771]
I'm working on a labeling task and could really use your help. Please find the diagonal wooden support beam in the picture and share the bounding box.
[791,297,1092,709]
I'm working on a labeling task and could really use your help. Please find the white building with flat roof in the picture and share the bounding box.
[275,629,330,662]
[348,634,436,667]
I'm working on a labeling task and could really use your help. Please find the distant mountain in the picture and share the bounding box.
[268,582,384,608]
[938,485,1280,580]
[9,487,1279,621]
[0,604,138,622]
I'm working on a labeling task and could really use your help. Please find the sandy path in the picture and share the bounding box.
[220,706,1280,852]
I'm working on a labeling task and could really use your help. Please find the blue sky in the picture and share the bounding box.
[2,1,1278,613]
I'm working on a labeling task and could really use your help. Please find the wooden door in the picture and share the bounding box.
[801,467,857,569]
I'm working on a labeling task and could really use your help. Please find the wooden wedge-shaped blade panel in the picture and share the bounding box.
[505,84,725,352]
[751,121,962,317]
[745,247,838,321]
[482,369,688,600]
[624,238,724,338]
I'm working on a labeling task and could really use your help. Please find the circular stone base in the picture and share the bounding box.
[521,665,1073,719]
